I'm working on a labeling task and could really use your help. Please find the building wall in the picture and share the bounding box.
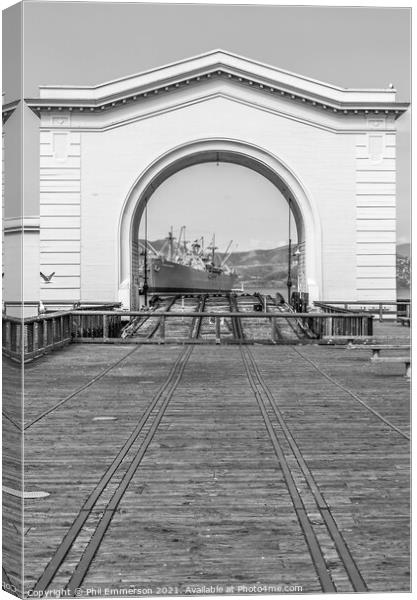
[36,85,399,306]
[39,122,81,302]
[355,120,397,300]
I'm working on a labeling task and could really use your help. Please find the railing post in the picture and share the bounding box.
[36,320,43,349]
[103,315,109,339]
[215,317,221,344]
[27,323,34,354]
[33,321,39,352]
[16,322,22,355]
[159,315,166,344]
[43,319,48,347]
[379,304,383,323]
[271,317,277,343]
[5,320,11,352]
[327,316,332,337]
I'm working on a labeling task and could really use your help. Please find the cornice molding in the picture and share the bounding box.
[38,92,399,136]
[25,50,409,119]
[3,216,40,233]
[2,99,20,124]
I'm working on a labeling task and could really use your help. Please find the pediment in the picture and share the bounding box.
[26,50,408,118]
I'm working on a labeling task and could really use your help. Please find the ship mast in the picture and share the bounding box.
[211,234,217,265]
[220,240,233,267]
[168,227,174,261]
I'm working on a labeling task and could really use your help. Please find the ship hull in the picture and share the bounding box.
[148,258,238,293]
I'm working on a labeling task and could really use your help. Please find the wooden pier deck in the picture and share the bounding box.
[2,324,410,595]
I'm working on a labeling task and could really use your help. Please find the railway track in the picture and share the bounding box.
[228,293,245,341]
[31,346,194,594]
[240,345,367,592]
[122,293,312,344]
[198,294,235,342]
[24,345,140,430]
[122,296,179,340]
[263,295,309,342]
[30,343,371,593]
[26,340,407,592]
[189,294,207,339]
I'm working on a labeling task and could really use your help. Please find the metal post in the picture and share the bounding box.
[379,304,383,323]
[287,199,293,303]
[143,199,149,308]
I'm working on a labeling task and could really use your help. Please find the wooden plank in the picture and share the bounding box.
[16,340,410,593]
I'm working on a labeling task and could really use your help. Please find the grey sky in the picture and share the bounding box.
[10,1,411,248]
[142,163,297,251]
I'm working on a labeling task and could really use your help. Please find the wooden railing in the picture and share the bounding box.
[70,310,374,344]
[305,313,373,338]
[72,312,123,339]
[2,312,73,363]
[314,300,411,322]
[2,304,122,362]
[2,309,374,360]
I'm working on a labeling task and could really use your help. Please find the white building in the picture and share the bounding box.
[3,50,408,315]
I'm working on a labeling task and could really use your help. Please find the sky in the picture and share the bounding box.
[142,163,297,252]
[3,0,411,249]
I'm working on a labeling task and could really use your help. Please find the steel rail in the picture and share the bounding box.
[24,346,139,430]
[2,411,22,432]
[189,294,207,339]
[31,346,193,594]
[2,566,13,589]
[65,345,193,593]
[228,294,244,341]
[239,345,337,592]
[146,295,179,339]
[276,301,305,340]
[242,346,368,592]
[291,346,410,441]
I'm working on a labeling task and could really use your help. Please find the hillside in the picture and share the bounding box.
[397,243,410,258]
[144,239,410,292]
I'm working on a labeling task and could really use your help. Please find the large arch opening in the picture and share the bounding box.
[119,140,322,309]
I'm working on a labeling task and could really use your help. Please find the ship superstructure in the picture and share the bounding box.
[140,227,239,293]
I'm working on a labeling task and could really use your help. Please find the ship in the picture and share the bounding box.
[140,227,239,293]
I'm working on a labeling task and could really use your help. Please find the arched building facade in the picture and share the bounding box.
[3,50,408,314]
